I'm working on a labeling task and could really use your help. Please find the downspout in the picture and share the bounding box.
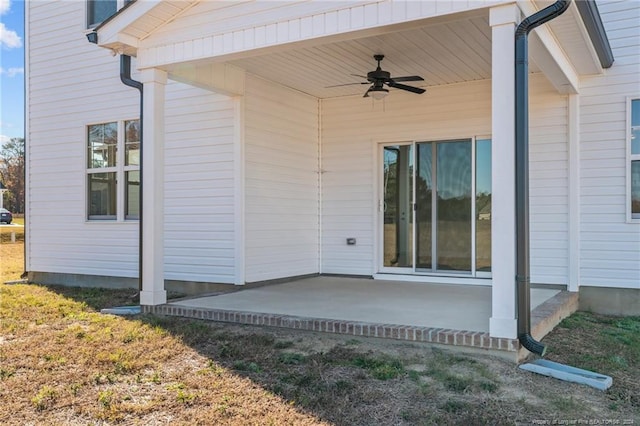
[21,4,28,280]
[119,55,144,294]
[515,0,570,356]
[86,33,143,295]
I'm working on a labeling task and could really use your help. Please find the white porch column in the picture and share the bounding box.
[139,68,167,306]
[568,94,581,292]
[489,4,520,339]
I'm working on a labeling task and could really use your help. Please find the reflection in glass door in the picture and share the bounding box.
[380,139,491,276]
[435,141,472,272]
[415,143,433,269]
[475,139,492,272]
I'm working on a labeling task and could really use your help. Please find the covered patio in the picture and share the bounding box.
[91,0,605,356]
[143,277,578,360]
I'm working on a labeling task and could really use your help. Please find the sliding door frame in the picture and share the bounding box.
[376,136,492,279]
[378,141,415,275]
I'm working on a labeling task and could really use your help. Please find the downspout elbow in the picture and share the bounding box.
[516,0,570,38]
[120,55,143,92]
[86,31,98,44]
[519,333,548,357]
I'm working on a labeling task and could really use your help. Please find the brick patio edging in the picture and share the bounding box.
[141,305,519,352]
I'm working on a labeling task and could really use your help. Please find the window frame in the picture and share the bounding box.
[86,119,140,222]
[627,96,640,223]
[123,119,141,220]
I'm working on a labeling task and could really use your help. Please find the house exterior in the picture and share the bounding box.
[26,0,639,343]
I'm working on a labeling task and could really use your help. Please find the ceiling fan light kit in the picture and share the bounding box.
[369,87,389,100]
[327,54,426,100]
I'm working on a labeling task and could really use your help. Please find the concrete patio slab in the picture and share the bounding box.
[144,276,578,361]
[169,276,559,333]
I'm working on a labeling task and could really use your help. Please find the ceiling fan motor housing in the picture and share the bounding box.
[367,69,391,83]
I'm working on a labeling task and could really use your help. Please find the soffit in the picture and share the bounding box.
[123,1,200,40]
[95,0,199,52]
[229,13,504,99]
[532,0,602,75]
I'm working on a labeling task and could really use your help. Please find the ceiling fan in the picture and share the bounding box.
[328,54,426,99]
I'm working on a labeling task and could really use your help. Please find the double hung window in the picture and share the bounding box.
[87,120,140,221]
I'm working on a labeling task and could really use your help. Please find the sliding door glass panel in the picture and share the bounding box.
[416,143,433,269]
[383,145,413,267]
[436,141,472,272]
[476,139,492,272]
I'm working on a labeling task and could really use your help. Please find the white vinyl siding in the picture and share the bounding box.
[578,0,640,289]
[28,1,140,277]
[164,82,237,284]
[27,1,238,283]
[529,76,569,285]
[244,75,320,283]
[321,75,569,283]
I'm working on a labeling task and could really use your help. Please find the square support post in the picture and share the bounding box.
[139,68,167,306]
[489,4,520,339]
[568,94,580,292]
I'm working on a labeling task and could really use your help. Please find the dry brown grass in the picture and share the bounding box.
[0,282,328,425]
[1,236,638,424]
[0,227,25,282]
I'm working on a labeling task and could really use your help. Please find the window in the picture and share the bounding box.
[629,98,640,221]
[87,0,134,28]
[87,0,117,28]
[87,120,140,220]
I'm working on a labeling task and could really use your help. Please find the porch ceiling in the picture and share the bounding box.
[228,12,511,99]
[97,0,603,96]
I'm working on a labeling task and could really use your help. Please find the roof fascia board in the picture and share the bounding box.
[574,0,614,68]
[564,0,604,74]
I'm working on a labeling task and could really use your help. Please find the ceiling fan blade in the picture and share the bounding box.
[387,81,426,94]
[325,82,369,88]
[391,75,424,82]
[363,86,372,98]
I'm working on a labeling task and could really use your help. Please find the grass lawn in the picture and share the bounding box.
[0,221,24,282]
[1,240,638,424]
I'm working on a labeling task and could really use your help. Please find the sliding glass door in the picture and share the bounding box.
[380,138,491,276]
